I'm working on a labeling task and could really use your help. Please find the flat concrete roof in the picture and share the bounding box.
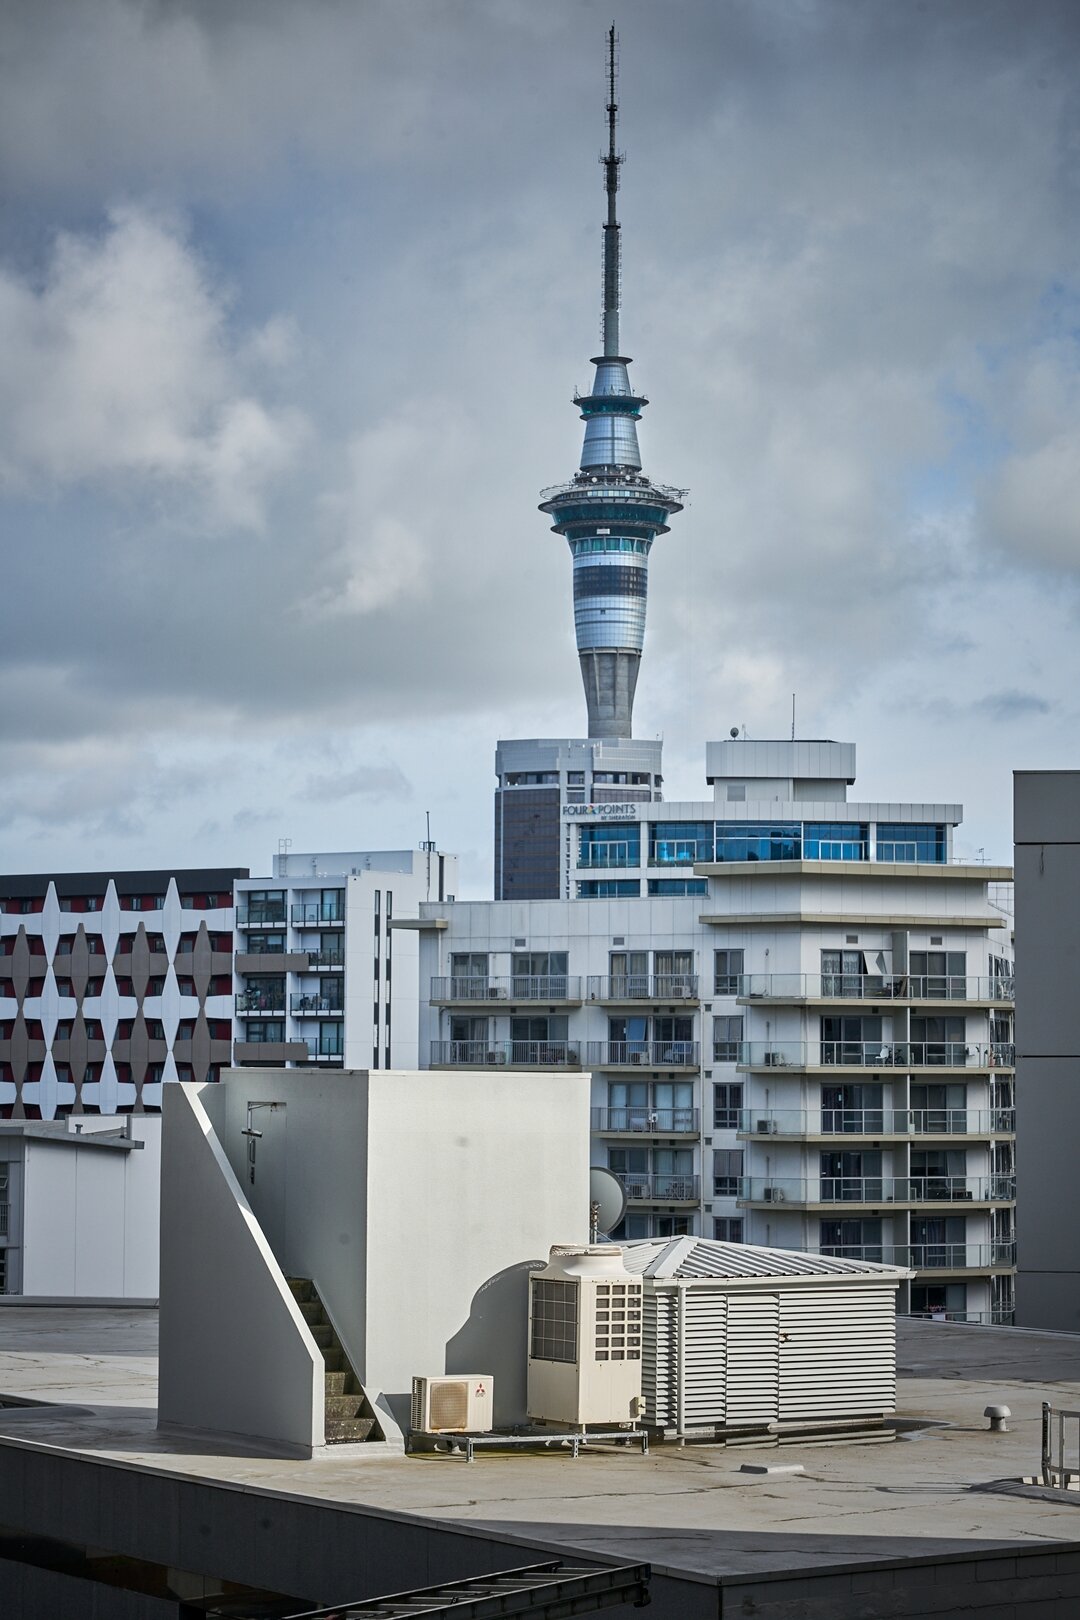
[0,1307,1075,1588]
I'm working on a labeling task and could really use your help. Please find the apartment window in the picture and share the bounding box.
[714,822,799,863]
[512,953,568,997]
[579,823,640,869]
[243,890,286,926]
[713,949,744,995]
[578,880,640,898]
[713,1217,744,1242]
[246,933,285,955]
[609,950,648,997]
[910,1014,965,1064]
[909,951,966,999]
[820,1014,882,1065]
[819,1217,882,1260]
[450,953,489,996]
[910,1282,967,1319]
[712,1015,743,1063]
[712,1148,743,1197]
[803,822,867,861]
[247,1021,284,1043]
[567,772,585,785]
[654,951,694,996]
[821,949,866,996]
[712,1081,743,1129]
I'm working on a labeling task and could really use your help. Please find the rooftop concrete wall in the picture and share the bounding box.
[157,1083,324,1453]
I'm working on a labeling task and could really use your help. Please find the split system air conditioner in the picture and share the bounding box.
[411,1374,494,1435]
[763,1051,786,1067]
[756,1119,777,1135]
[487,987,508,1000]
[629,1051,645,1064]
[486,1050,507,1065]
[763,1185,785,1202]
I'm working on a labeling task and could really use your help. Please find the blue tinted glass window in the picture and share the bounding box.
[649,822,714,864]
[577,880,641,898]
[876,824,946,863]
[804,823,868,861]
[647,879,709,896]
[713,823,800,862]
[578,824,640,868]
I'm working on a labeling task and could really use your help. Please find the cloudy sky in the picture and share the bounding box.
[1,0,1077,890]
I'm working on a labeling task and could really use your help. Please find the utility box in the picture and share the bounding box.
[411,1375,494,1434]
[527,1245,644,1427]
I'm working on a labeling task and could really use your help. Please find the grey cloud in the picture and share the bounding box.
[304,764,412,804]
[974,689,1053,721]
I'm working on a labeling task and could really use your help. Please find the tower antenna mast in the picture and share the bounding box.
[602,24,622,358]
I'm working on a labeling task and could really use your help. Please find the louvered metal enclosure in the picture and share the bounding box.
[624,1237,912,1442]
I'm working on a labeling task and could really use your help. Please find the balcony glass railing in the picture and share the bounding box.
[586,1041,700,1069]
[303,1035,344,1060]
[587,975,699,1002]
[429,975,582,1002]
[308,949,344,969]
[738,1041,1015,1070]
[291,904,344,926]
[235,991,285,1014]
[739,1108,1015,1137]
[591,1107,700,1134]
[813,1242,1017,1268]
[430,1040,581,1067]
[236,907,287,927]
[617,1172,701,1202]
[738,973,1014,1003]
[577,844,640,869]
[290,993,343,1015]
[738,1175,1016,1205]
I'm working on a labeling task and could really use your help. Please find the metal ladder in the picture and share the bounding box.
[276,1559,651,1619]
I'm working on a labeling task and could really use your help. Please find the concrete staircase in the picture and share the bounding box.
[287,1278,378,1444]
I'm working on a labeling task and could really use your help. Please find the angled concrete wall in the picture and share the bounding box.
[158,1082,324,1453]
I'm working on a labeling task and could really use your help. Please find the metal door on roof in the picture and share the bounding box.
[725,1292,780,1424]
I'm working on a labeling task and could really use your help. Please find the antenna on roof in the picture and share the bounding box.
[791,693,796,742]
[421,809,436,899]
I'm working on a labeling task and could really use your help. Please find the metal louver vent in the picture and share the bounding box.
[428,1380,469,1431]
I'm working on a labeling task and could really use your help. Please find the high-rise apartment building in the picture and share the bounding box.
[232,847,458,1071]
[421,739,1016,1324]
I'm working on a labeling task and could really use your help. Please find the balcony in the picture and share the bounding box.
[737,1041,1015,1072]
[429,1040,582,1069]
[291,904,344,927]
[737,973,1014,1006]
[309,948,344,970]
[302,1036,344,1062]
[429,975,583,1006]
[738,1108,1016,1140]
[592,1107,700,1136]
[811,1242,1016,1270]
[236,907,287,929]
[618,1173,700,1205]
[587,1041,700,1071]
[587,975,699,1004]
[236,950,311,976]
[235,991,285,1015]
[738,1175,1016,1208]
[577,845,640,870]
[290,994,343,1017]
[234,1039,310,1065]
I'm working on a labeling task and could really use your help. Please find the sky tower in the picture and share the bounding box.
[539,26,686,740]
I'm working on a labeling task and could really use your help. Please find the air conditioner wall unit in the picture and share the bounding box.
[764,1185,785,1202]
[756,1119,776,1135]
[411,1374,494,1434]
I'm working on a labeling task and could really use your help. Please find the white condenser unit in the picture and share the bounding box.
[528,1246,646,1428]
[410,1374,494,1434]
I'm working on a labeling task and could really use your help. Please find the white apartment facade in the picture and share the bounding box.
[417,739,1016,1325]
[233,848,458,1071]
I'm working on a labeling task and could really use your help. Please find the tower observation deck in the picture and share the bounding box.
[539,27,686,741]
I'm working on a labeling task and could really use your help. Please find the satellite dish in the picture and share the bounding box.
[589,1167,627,1237]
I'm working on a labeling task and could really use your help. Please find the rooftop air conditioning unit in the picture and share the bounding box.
[764,1185,785,1202]
[528,1246,645,1427]
[411,1375,494,1434]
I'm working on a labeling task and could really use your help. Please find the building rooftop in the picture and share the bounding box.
[621,1236,909,1280]
[0,1306,1076,1593]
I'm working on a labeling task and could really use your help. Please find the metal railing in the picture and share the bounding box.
[739,1108,1015,1137]
[618,1173,700,1202]
[291,904,344,926]
[587,1041,700,1069]
[1042,1403,1080,1489]
[430,1040,581,1067]
[738,1174,1016,1205]
[236,906,287,927]
[738,1041,1015,1070]
[309,948,344,969]
[303,1036,344,1060]
[290,993,343,1015]
[737,973,1014,1003]
[813,1242,1016,1268]
[588,974,699,1001]
[429,975,582,1002]
[235,991,285,1014]
[0,1203,8,1237]
[577,844,640,869]
[591,1107,699,1134]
